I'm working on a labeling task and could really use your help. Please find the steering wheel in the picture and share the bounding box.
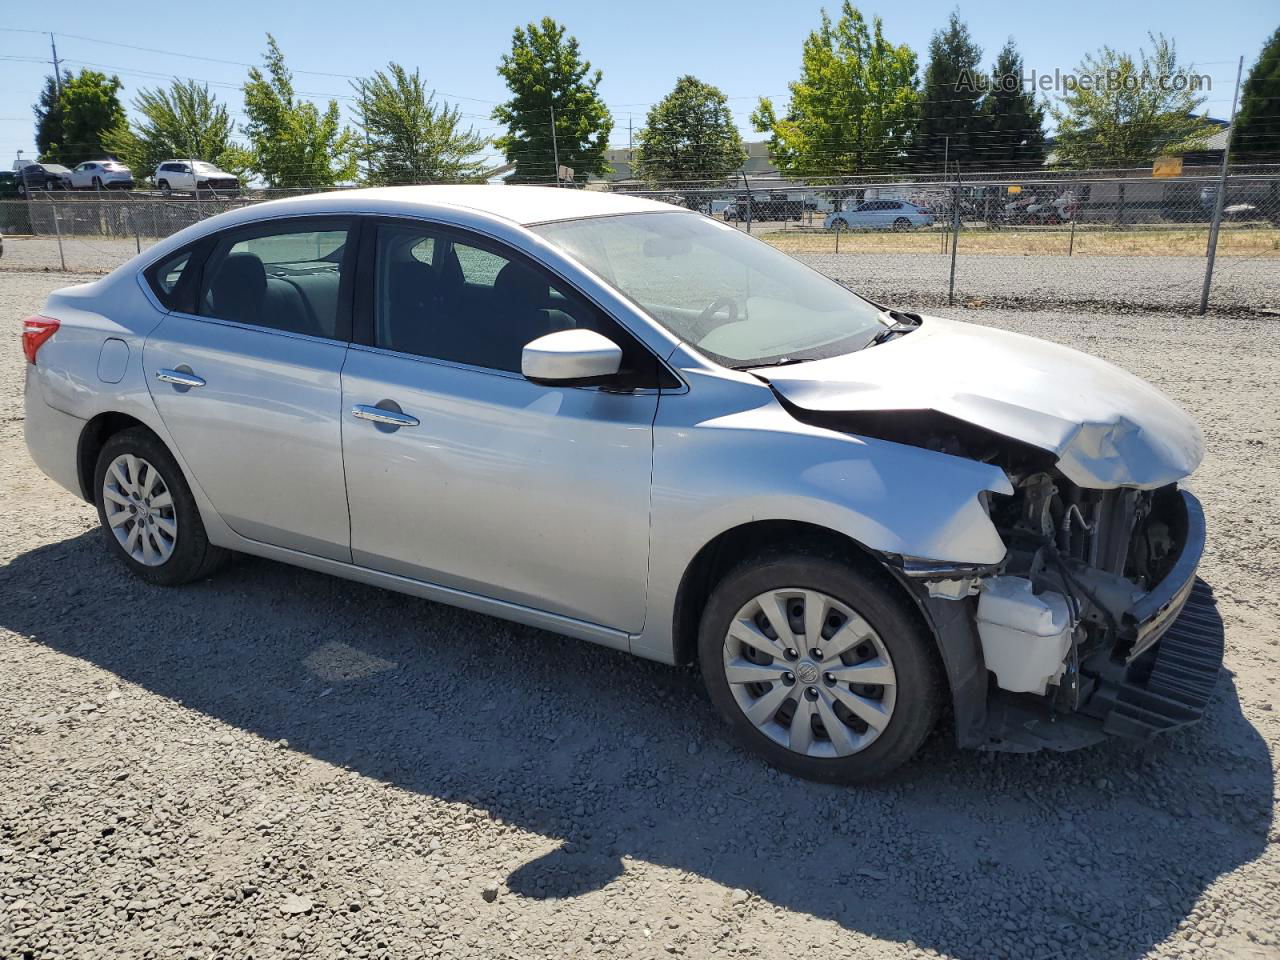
[696,295,739,334]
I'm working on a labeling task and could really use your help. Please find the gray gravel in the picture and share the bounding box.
[2,267,1279,960]
[798,252,1280,316]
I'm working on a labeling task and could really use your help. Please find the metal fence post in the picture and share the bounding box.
[1068,216,1077,257]
[947,178,961,306]
[50,197,66,272]
[1200,55,1245,316]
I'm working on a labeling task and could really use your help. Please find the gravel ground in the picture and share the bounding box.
[796,252,1280,316]
[4,234,1278,316]
[2,266,1279,960]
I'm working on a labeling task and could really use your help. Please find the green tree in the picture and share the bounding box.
[1231,26,1280,160]
[1050,34,1215,168]
[59,69,126,165]
[33,73,69,163]
[352,63,489,184]
[634,75,746,186]
[751,2,919,177]
[915,12,984,170]
[103,79,244,180]
[979,40,1046,169]
[493,18,612,184]
[242,34,357,187]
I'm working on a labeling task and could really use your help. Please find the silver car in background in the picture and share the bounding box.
[21,186,1219,781]
[824,199,934,231]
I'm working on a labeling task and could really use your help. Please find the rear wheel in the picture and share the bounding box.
[158,180,170,196]
[93,427,227,586]
[698,548,942,782]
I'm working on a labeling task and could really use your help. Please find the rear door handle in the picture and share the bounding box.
[156,369,205,388]
[351,404,420,428]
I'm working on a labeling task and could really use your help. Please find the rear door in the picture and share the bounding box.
[143,217,358,561]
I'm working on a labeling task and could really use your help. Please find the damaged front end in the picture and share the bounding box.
[788,403,1222,753]
[965,468,1219,750]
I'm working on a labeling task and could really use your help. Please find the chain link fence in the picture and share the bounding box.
[2,168,1277,315]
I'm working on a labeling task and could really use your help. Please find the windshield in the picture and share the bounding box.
[193,162,222,174]
[532,212,887,367]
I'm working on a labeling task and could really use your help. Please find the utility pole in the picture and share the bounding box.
[1199,55,1245,316]
[49,34,63,98]
[549,103,561,187]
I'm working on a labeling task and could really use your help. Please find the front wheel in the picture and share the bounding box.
[698,548,942,782]
[892,217,912,231]
[93,427,227,586]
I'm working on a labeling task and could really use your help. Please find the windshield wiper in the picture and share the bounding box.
[865,309,922,348]
[866,323,915,347]
[732,356,817,371]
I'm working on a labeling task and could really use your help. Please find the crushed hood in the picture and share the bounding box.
[760,315,1203,490]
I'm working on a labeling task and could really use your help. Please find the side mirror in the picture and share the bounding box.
[521,329,623,386]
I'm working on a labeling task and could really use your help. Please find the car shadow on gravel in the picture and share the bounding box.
[3,532,1273,959]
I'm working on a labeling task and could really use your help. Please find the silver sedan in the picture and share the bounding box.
[21,186,1218,781]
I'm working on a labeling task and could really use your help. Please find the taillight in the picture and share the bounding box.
[22,316,59,364]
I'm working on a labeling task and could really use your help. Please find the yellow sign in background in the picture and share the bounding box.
[1153,157,1184,178]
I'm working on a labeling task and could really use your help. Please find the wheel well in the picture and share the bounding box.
[77,412,149,502]
[670,520,914,666]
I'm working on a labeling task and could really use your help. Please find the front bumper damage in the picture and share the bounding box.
[892,489,1223,752]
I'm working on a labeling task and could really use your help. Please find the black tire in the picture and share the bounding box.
[893,217,912,231]
[697,546,943,783]
[158,180,170,196]
[93,426,227,586]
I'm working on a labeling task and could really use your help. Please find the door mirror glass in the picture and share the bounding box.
[522,329,623,385]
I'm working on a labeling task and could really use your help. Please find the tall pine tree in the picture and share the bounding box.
[1231,26,1280,160]
[915,13,984,170]
[980,40,1046,169]
[33,73,68,162]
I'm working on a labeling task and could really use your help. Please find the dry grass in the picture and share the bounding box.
[762,225,1280,258]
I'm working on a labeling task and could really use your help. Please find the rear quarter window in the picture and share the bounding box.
[144,245,203,312]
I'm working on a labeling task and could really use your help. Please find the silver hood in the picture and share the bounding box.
[761,315,1203,490]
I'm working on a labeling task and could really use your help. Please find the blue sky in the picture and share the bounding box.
[1,0,1275,167]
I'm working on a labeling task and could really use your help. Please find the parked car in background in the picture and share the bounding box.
[21,185,1217,783]
[154,160,240,195]
[825,200,934,231]
[13,162,72,195]
[0,171,19,198]
[70,160,134,191]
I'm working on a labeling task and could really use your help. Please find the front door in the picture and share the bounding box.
[143,217,357,561]
[340,220,659,632]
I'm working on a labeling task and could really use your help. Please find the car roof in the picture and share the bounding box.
[219,185,682,227]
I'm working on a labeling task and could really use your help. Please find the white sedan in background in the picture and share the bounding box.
[825,200,934,231]
[69,161,134,190]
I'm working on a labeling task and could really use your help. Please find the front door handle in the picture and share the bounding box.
[351,403,420,428]
[156,369,205,388]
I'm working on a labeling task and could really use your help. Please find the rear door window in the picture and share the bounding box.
[197,219,355,340]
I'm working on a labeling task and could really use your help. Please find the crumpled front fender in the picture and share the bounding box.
[634,380,1012,663]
